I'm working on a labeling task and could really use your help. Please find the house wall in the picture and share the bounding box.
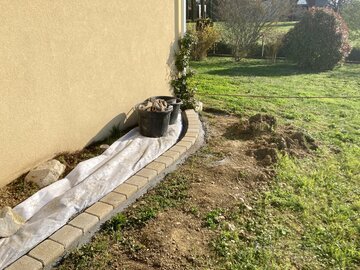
[0,0,185,188]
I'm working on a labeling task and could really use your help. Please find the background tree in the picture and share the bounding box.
[217,0,293,61]
[284,8,351,71]
[327,0,350,12]
[341,0,360,43]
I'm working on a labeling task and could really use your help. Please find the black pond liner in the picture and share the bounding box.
[151,96,183,125]
[137,105,173,138]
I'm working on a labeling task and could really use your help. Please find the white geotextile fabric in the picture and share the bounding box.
[0,116,182,269]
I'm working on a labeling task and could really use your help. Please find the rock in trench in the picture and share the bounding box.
[25,159,66,188]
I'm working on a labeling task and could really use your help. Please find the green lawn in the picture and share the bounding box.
[269,21,297,33]
[191,58,360,147]
[190,57,360,269]
[57,58,359,270]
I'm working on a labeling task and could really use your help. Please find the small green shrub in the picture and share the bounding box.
[284,8,351,71]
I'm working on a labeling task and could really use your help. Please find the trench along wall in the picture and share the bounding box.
[0,0,185,188]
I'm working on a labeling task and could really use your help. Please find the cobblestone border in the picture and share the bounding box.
[6,109,204,270]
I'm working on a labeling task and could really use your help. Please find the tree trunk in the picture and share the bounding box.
[233,46,241,62]
[200,0,205,19]
[191,0,196,21]
[208,0,212,20]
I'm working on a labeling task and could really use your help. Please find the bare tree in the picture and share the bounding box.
[341,0,360,41]
[218,0,293,61]
[327,0,351,12]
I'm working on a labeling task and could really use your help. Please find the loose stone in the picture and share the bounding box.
[25,159,66,188]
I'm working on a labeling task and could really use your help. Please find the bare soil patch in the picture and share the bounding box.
[122,210,213,269]
[0,175,38,209]
[59,112,318,269]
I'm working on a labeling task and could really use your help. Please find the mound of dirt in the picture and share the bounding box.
[230,114,318,166]
[236,113,277,136]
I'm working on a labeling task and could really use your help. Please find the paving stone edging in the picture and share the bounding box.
[6,109,204,270]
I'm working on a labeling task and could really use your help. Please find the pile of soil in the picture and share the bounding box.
[227,113,318,166]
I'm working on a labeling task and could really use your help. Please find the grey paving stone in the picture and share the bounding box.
[176,140,193,150]
[185,132,199,138]
[85,202,114,220]
[125,175,148,188]
[181,136,197,144]
[100,192,126,208]
[162,150,180,160]
[69,213,99,233]
[28,240,64,266]
[187,128,199,133]
[146,161,166,173]
[114,183,138,198]
[170,145,187,155]
[155,155,174,167]
[136,168,157,180]
[49,225,82,248]
[5,255,42,270]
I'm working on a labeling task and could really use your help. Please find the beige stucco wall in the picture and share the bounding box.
[0,0,185,188]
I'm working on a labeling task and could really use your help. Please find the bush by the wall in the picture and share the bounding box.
[284,8,351,71]
[347,47,360,62]
[172,32,198,109]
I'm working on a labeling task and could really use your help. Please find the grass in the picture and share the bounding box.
[269,21,297,33]
[190,58,360,147]
[57,57,359,269]
[190,57,360,269]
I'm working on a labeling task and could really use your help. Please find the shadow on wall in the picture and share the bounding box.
[87,39,177,146]
[85,40,177,147]
[86,108,136,146]
[86,0,181,146]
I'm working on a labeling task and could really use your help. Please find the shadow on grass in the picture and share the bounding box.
[206,62,311,77]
